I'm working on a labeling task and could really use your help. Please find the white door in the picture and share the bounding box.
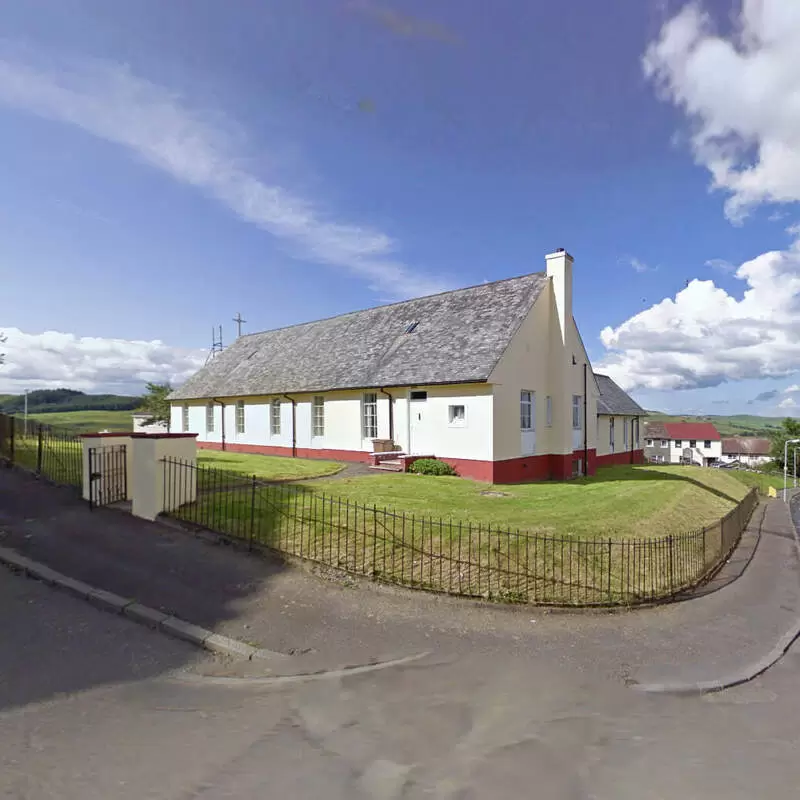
[408,391,433,455]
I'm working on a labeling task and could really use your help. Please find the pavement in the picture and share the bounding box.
[1,467,799,691]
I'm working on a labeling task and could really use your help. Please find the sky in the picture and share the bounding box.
[1,0,799,416]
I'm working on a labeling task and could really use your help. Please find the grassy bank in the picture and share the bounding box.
[307,464,752,539]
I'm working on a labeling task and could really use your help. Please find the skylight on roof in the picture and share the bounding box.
[405,322,419,334]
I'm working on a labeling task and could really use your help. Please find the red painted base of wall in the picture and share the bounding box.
[595,449,645,468]
[491,449,597,484]
[197,441,644,483]
[198,441,372,464]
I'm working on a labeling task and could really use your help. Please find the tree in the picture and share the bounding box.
[769,417,800,468]
[139,382,172,431]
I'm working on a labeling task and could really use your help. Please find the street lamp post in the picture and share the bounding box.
[783,438,800,502]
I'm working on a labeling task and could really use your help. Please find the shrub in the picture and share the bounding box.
[408,458,458,477]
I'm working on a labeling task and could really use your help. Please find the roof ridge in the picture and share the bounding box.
[237,271,547,340]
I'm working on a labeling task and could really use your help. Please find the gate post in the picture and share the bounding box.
[130,434,197,521]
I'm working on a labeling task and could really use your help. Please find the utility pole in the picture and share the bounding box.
[232,312,247,338]
[783,438,800,502]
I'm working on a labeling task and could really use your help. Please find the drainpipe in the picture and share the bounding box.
[283,394,297,458]
[212,398,226,451]
[379,388,394,443]
[583,363,588,476]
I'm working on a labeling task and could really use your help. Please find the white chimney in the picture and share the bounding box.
[545,248,573,346]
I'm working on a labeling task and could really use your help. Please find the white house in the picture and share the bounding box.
[644,422,722,466]
[720,437,772,467]
[170,249,644,483]
[132,412,168,434]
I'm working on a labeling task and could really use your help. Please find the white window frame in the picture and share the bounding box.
[661,439,668,448]
[206,403,215,434]
[572,395,582,430]
[520,390,534,431]
[645,438,653,447]
[362,392,378,439]
[235,400,245,435]
[623,419,629,449]
[312,396,325,437]
[182,405,190,432]
[545,395,552,427]
[448,404,466,427]
[609,417,615,451]
[270,399,281,436]
[689,439,697,448]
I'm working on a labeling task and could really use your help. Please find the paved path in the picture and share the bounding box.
[0,467,798,690]
[3,562,800,799]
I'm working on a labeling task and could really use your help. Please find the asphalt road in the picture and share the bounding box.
[2,565,800,799]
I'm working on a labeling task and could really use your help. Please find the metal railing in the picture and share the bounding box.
[162,456,759,607]
[0,413,83,489]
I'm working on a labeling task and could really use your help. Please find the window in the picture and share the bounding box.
[448,405,466,426]
[661,439,668,448]
[645,438,653,447]
[206,403,215,434]
[704,440,711,449]
[362,392,378,439]
[182,405,189,432]
[689,439,697,448]
[409,390,427,401]
[545,395,552,427]
[634,418,639,447]
[270,399,281,436]
[520,391,534,431]
[572,395,582,429]
[235,400,245,434]
[609,417,615,450]
[405,322,419,334]
[312,396,325,437]
[674,440,681,448]
[623,419,629,449]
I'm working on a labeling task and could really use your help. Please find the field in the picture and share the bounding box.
[27,410,134,433]
[645,412,785,437]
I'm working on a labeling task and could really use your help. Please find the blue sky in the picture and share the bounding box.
[1,0,800,415]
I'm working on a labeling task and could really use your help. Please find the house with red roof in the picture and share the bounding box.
[643,421,722,466]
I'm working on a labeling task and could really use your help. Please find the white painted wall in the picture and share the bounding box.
[719,452,772,466]
[171,384,493,461]
[596,415,640,457]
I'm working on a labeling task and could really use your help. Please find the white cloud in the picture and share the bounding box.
[705,258,735,273]
[784,384,800,394]
[0,327,205,394]
[621,256,655,274]
[779,396,797,409]
[644,1,800,222]
[0,44,449,299]
[599,238,800,391]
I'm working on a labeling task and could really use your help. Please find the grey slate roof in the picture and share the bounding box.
[170,273,549,400]
[595,374,645,416]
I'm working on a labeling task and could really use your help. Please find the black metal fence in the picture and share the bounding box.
[88,444,128,508]
[162,457,759,607]
[0,413,83,489]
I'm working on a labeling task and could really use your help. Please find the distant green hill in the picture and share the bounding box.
[645,412,786,437]
[0,389,141,416]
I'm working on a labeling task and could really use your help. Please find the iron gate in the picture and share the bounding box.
[88,445,128,509]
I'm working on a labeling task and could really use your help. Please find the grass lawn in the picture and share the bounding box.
[724,468,787,496]
[308,464,754,539]
[28,410,134,433]
[197,450,344,481]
